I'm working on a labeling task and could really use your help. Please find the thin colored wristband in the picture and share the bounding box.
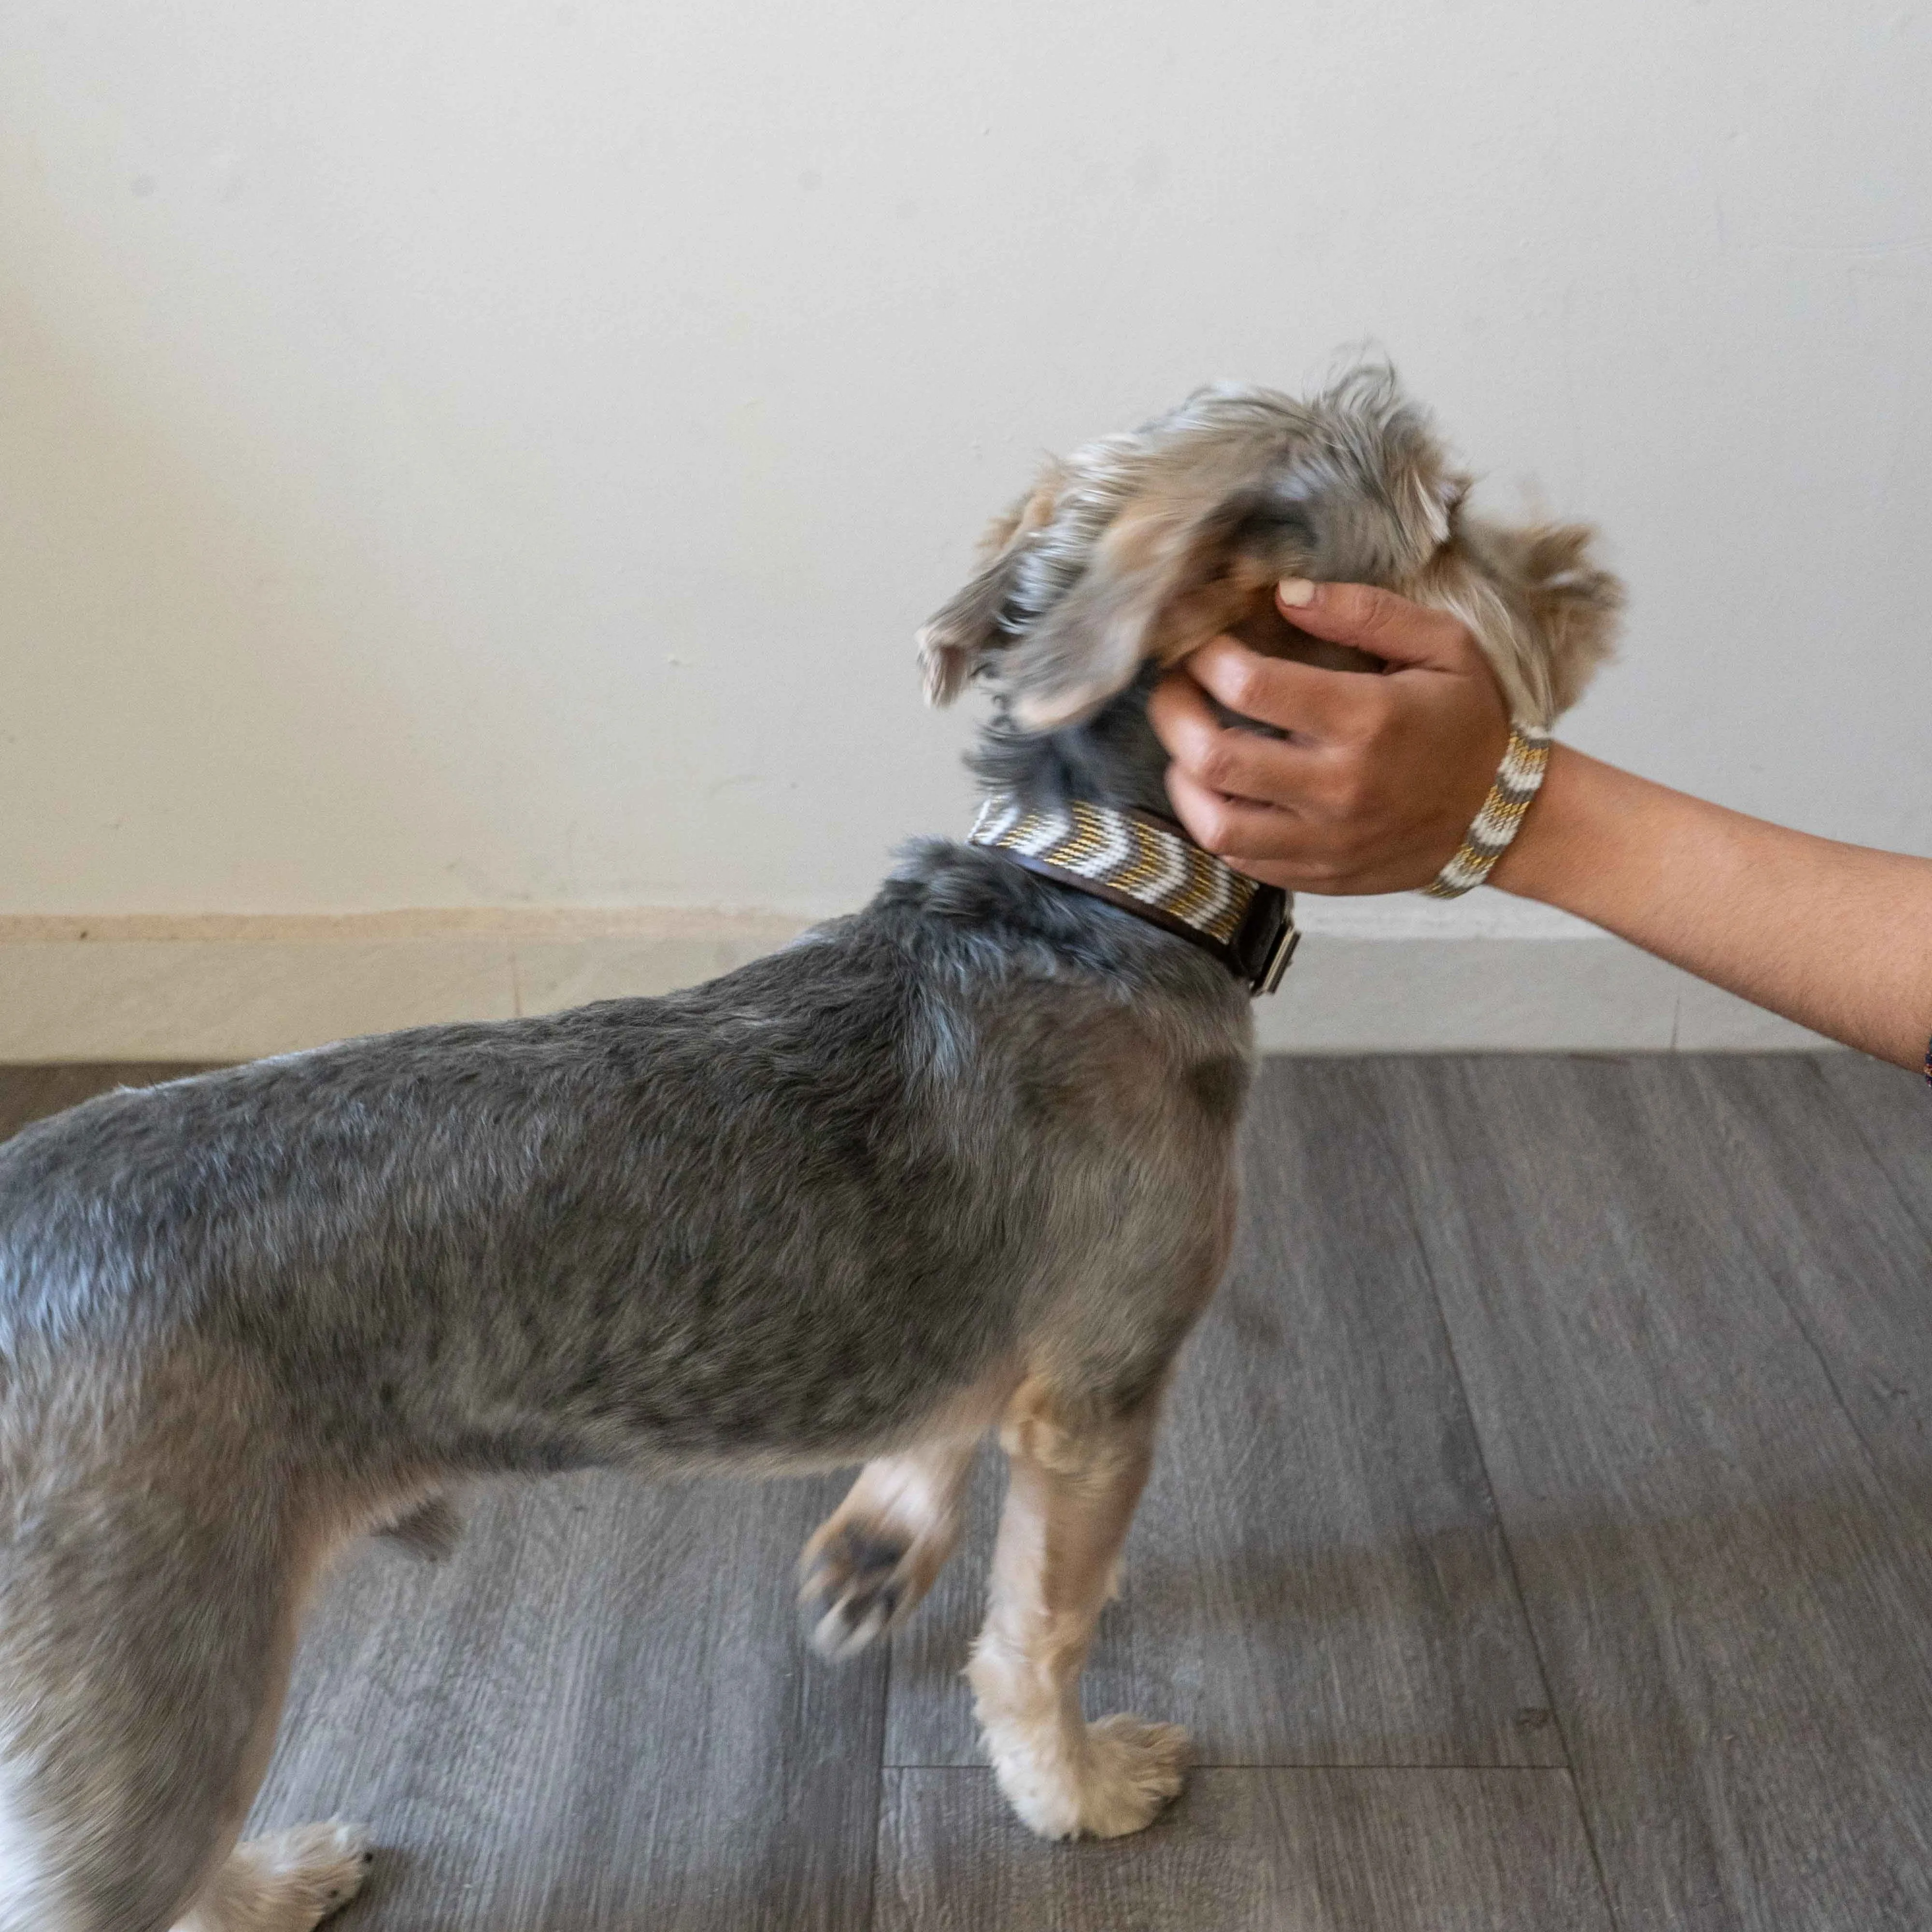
[1421,723,1553,899]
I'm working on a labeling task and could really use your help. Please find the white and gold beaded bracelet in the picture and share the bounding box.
[1421,723,1553,899]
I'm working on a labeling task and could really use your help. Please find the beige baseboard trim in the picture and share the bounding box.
[1254,936,1833,1054]
[0,912,1833,1061]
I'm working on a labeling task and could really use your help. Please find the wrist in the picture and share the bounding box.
[1485,742,1605,908]
[1488,745,1705,937]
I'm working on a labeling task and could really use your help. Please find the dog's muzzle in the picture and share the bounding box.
[967,795,1298,996]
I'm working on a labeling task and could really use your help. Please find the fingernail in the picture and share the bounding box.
[1277,577,1315,607]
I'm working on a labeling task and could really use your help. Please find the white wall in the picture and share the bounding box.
[3,0,1929,932]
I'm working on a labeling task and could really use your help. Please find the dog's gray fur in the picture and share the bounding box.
[0,365,1619,1931]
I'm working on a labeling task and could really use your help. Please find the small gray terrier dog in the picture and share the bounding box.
[0,366,1618,1931]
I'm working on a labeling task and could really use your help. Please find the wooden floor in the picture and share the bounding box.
[7,1054,1932,1930]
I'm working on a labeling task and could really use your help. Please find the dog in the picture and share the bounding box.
[0,365,1619,1931]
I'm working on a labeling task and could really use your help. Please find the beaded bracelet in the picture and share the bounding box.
[1421,723,1553,899]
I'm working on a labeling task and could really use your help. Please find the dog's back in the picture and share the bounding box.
[3,918,1046,1476]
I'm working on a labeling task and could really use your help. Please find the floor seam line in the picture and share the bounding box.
[865,1630,896,1932]
[880,1762,1577,1773]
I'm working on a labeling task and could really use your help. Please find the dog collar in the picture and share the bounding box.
[967,795,1299,996]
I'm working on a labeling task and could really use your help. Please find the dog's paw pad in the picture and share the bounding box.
[800,1523,911,1660]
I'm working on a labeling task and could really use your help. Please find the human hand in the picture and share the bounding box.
[1148,579,1512,894]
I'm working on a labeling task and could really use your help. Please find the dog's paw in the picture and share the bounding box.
[1076,1715,1190,1837]
[221,1820,374,1929]
[799,1522,917,1659]
[994,1716,1190,1841]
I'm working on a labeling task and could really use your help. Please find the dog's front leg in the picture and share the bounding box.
[799,1432,982,1659]
[966,1374,1186,1839]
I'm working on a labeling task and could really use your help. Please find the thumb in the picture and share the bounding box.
[1273,579,1477,673]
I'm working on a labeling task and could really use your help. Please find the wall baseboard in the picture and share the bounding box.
[0,910,1833,1061]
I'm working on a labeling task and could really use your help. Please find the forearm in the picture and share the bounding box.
[1493,747,1932,1068]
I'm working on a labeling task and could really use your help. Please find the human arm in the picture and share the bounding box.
[1147,581,1932,1070]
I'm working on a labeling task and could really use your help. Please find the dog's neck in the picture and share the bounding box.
[967,670,1170,820]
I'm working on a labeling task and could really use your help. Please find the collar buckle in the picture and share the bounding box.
[1233,887,1299,997]
[1252,913,1300,996]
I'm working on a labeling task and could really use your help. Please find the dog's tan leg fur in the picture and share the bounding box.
[967,1374,1185,1839]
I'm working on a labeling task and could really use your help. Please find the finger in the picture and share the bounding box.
[1165,765,1309,865]
[1150,670,1330,807]
[1273,579,1476,671]
[1146,664,1221,753]
[1179,636,1364,740]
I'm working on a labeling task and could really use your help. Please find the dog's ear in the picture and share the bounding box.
[917,469,1065,707]
[994,489,1257,734]
[1447,516,1624,724]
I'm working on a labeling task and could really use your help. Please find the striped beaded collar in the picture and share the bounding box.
[966,794,1299,996]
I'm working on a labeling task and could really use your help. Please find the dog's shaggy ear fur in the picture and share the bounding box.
[994,487,1263,732]
[1466,518,1623,717]
[1426,514,1623,727]
[918,468,1066,707]
[919,455,1259,731]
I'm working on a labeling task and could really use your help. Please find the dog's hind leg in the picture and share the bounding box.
[0,1470,372,1932]
[170,1489,383,1932]
[799,1432,982,1659]
[966,1372,1188,1840]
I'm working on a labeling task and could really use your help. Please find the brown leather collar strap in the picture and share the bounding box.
[966,795,1298,996]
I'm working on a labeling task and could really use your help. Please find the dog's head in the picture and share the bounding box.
[919,366,1620,733]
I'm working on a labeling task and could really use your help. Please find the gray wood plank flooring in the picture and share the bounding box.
[1817,1051,1932,1243]
[1380,1056,1932,1932]
[0,1059,219,1139]
[1681,1055,1932,1508]
[6,1054,1932,1929]
[249,1470,888,1931]
[876,1769,1613,1932]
